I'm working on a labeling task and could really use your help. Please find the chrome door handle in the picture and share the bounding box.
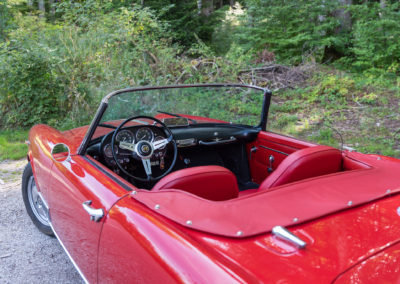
[82,200,104,222]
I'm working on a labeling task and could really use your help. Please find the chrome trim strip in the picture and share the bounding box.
[49,222,89,284]
[102,84,269,103]
[272,226,306,249]
[259,145,289,156]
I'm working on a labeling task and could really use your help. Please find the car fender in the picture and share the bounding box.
[27,124,78,203]
[98,193,258,283]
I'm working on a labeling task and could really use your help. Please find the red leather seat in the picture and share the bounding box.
[152,166,239,201]
[240,145,342,196]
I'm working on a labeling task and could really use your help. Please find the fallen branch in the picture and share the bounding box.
[238,63,314,90]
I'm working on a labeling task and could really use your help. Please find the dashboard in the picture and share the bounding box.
[87,123,260,183]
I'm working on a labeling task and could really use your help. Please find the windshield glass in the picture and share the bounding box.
[92,85,266,140]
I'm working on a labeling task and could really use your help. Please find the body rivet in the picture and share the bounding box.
[132,191,137,195]
[347,201,353,206]
[386,189,391,194]
[236,231,243,236]
[186,220,192,225]
[293,218,299,223]
[154,204,160,210]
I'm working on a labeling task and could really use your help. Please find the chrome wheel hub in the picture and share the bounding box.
[27,176,50,226]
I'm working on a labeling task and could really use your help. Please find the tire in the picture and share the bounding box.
[22,163,54,236]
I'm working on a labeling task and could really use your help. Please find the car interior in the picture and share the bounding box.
[86,116,371,201]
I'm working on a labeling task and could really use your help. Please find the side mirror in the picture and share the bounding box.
[51,143,71,162]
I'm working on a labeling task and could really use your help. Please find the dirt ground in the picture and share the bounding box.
[0,159,82,284]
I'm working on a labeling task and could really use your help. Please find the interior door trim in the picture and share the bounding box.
[259,145,289,156]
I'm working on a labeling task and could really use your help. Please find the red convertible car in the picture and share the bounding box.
[22,84,400,283]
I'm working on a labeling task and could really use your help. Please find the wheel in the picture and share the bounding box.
[21,163,54,236]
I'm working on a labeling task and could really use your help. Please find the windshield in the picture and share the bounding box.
[91,85,267,140]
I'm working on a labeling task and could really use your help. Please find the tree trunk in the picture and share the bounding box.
[197,0,202,14]
[49,0,56,16]
[200,0,214,16]
[38,0,46,16]
[335,0,352,33]
[230,0,235,7]
[322,0,352,62]
[27,0,33,7]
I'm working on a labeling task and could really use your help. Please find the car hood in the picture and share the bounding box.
[187,192,400,282]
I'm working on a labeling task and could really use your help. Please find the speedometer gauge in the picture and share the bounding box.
[116,130,134,143]
[136,127,154,142]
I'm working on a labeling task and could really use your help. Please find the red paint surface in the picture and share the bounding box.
[49,155,129,282]
[132,150,400,238]
[28,122,400,282]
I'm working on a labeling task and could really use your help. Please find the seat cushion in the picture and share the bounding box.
[152,166,239,201]
[259,145,342,190]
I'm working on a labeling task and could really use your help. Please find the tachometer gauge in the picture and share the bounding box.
[136,127,154,142]
[103,144,116,158]
[116,130,134,143]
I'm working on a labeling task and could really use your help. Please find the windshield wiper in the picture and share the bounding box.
[157,110,197,124]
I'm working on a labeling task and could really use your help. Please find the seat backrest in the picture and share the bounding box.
[259,145,342,190]
[152,166,239,201]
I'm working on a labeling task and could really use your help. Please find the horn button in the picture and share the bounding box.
[136,141,154,158]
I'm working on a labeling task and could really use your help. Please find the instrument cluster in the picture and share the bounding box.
[102,126,167,162]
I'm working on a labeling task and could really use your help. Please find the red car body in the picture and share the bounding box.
[26,85,400,283]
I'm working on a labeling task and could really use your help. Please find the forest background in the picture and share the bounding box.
[0,0,399,160]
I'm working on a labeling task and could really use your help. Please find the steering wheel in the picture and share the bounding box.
[111,116,177,182]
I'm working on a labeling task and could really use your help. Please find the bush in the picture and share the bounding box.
[0,44,65,127]
[232,0,342,64]
[0,4,241,129]
[350,2,400,74]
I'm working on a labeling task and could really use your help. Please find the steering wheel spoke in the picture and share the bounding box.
[141,158,152,178]
[119,141,135,151]
[153,138,169,150]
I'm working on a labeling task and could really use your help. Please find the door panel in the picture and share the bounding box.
[247,131,315,184]
[49,155,129,283]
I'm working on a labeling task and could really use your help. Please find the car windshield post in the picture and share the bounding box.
[259,90,272,131]
[78,84,271,156]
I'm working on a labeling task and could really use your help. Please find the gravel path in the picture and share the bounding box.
[0,160,82,284]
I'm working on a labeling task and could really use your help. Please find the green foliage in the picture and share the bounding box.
[0,40,65,127]
[0,3,241,129]
[307,75,354,108]
[350,2,400,74]
[233,0,343,64]
[0,0,13,40]
[1,0,399,158]
[0,129,28,160]
[143,0,229,48]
